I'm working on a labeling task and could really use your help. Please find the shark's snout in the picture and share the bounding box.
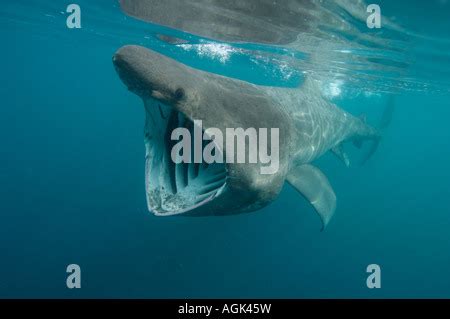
[113,45,193,103]
[113,46,151,96]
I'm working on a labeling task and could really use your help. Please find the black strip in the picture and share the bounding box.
[0,299,445,317]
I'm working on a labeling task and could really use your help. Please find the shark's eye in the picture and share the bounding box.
[174,88,185,100]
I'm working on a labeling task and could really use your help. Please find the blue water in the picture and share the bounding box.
[1,0,450,298]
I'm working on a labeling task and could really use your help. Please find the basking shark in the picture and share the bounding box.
[113,45,382,229]
[113,0,397,228]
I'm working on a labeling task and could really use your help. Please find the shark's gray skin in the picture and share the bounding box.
[113,45,380,229]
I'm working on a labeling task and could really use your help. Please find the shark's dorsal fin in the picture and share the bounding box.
[331,144,350,167]
[287,164,336,230]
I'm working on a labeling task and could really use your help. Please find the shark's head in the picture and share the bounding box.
[113,45,292,216]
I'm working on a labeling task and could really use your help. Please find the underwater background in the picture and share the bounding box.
[1,0,450,298]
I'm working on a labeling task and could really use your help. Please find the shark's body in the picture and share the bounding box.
[113,46,380,228]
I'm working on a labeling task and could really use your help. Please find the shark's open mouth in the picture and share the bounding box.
[143,98,228,216]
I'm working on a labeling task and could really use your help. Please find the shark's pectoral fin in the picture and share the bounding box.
[331,144,350,167]
[287,164,336,230]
